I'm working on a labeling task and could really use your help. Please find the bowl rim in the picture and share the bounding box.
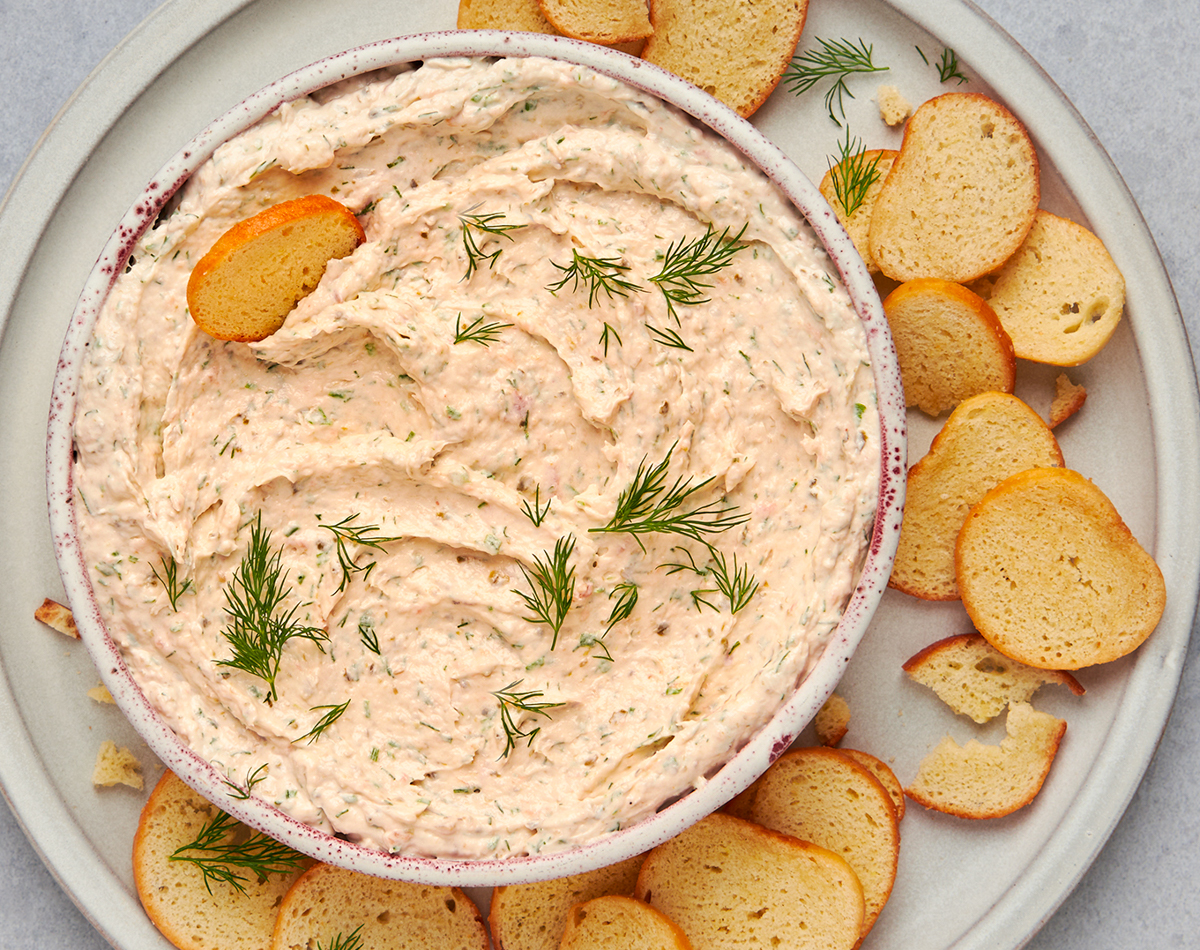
[45,29,906,887]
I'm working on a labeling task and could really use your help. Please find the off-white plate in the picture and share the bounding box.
[1,1,1196,949]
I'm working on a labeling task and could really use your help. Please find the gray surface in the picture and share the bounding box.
[1,1,1197,948]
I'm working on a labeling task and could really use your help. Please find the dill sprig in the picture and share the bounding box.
[937,47,968,84]
[916,45,969,84]
[646,323,694,351]
[461,209,526,279]
[216,514,328,705]
[605,581,639,633]
[298,699,350,744]
[577,631,613,663]
[784,37,889,124]
[358,615,381,655]
[169,809,308,895]
[151,556,193,611]
[650,224,747,323]
[520,485,551,527]
[513,535,576,648]
[224,763,269,801]
[827,128,884,218]
[454,312,513,346]
[547,250,642,307]
[492,679,565,758]
[318,927,365,950]
[663,544,760,614]
[590,445,750,550]
[319,513,403,595]
[600,321,622,355]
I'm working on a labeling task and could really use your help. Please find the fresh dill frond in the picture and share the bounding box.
[298,699,350,744]
[169,808,308,895]
[827,128,884,218]
[605,581,639,633]
[590,445,750,550]
[224,763,269,801]
[520,485,551,527]
[705,546,760,614]
[454,312,513,346]
[937,47,969,84]
[319,513,403,594]
[513,535,576,648]
[492,679,565,758]
[150,556,193,611]
[600,321,622,355]
[650,224,747,323]
[358,615,381,655]
[216,513,328,704]
[547,250,643,307]
[783,37,889,124]
[460,209,526,279]
[662,544,759,614]
[646,323,694,351]
[317,926,365,950]
[577,631,613,663]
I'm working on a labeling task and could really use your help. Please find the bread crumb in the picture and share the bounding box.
[877,84,911,126]
[1049,373,1087,428]
[88,684,115,705]
[815,693,850,746]
[93,740,143,789]
[34,598,78,638]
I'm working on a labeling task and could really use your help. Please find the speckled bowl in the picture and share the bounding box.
[47,31,905,887]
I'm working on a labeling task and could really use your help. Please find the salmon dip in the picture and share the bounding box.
[72,56,881,858]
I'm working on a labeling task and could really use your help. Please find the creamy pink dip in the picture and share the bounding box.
[73,56,879,858]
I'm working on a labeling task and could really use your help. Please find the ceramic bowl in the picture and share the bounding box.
[47,30,905,887]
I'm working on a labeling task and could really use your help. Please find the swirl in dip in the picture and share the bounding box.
[72,56,880,859]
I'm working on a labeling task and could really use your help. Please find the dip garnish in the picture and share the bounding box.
[453,313,513,346]
[224,763,268,801]
[784,37,889,124]
[513,534,577,648]
[591,446,750,549]
[827,129,885,218]
[318,513,403,594]
[520,485,552,527]
[150,555,193,611]
[299,700,351,744]
[169,808,308,895]
[460,208,526,279]
[547,250,642,307]
[665,545,760,614]
[646,323,694,352]
[649,224,748,323]
[605,581,639,633]
[216,513,329,704]
[318,927,364,950]
[917,45,969,85]
[492,680,566,758]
